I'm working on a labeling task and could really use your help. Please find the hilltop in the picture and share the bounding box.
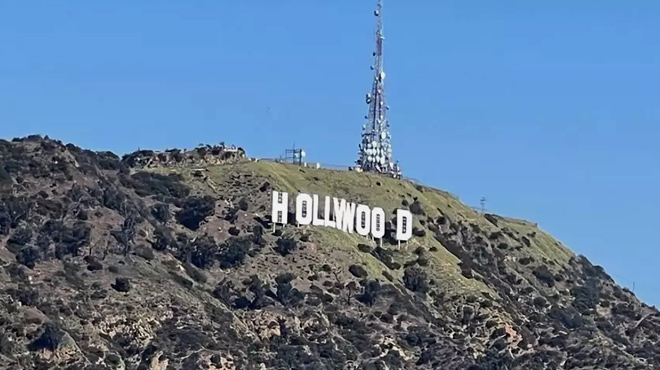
[0,135,659,370]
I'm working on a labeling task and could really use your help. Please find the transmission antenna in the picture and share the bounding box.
[354,0,401,179]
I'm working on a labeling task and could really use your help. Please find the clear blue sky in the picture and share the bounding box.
[1,1,659,304]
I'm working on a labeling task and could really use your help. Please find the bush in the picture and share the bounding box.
[169,272,193,289]
[0,166,11,186]
[349,265,368,278]
[412,227,426,237]
[133,245,155,261]
[111,277,131,292]
[571,280,599,313]
[0,195,33,234]
[403,266,429,294]
[16,245,41,269]
[238,198,249,211]
[43,220,92,259]
[124,172,190,198]
[85,256,103,271]
[409,200,425,215]
[274,236,298,256]
[151,203,170,223]
[151,227,175,252]
[357,244,371,253]
[30,322,65,351]
[370,247,400,270]
[102,187,126,212]
[8,227,32,246]
[218,236,251,268]
[275,273,304,306]
[532,266,555,287]
[246,275,272,310]
[357,280,381,306]
[175,196,215,230]
[188,235,218,269]
[7,286,40,306]
[183,263,207,284]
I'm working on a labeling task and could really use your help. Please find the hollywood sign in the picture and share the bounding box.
[271,190,413,241]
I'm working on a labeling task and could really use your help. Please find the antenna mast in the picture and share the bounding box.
[355,0,401,179]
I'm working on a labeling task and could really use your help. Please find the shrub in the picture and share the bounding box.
[8,227,32,246]
[532,266,555,287]
[15,245,40,268]
[0,195,33,234]
[30,322,65,351]
[111,277,131,292]
[275,273,304,306]
[151,227,175,252]
[238,198,249,211]
[175,196,215,231]
[133,245,155,261]
[170,272,193,289]
[357,244,371,253]
[7,286,40,306]
[0,166,11,186]
[183,263,207,284]
[85,256,103,271]
[124,172,190,198]
[370,247,400,270]
[403,266,429,294]
[102,187,126,212]
[150,203,170,223]
[412,227,426,237]
[409,200,425,215]
[188,235,218,269]
[357,280,381,306]
[218,236,251,268]
[274,236,298,256]
[349,265,368,278]
[246,275,271,310]
[571,280,599,314]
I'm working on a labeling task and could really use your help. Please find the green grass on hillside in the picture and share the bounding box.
[148,160,575,299]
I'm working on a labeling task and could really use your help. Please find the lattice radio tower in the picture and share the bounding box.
[355,0,401,179]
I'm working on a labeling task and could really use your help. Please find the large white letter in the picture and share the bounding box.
[355,204,371,237]
[323,196,336,228]
[271,190,288,224]
[295,193,313,225]
[334,198,355,233]
[396,209,413,241]
[370,207,385,239]
[311,194,325,226]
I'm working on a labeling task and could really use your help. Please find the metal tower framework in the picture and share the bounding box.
[283,144,306,165]
[355,0,401,179]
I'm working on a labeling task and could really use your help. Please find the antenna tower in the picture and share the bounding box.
[284,143,306,166]
[355,0,401,179]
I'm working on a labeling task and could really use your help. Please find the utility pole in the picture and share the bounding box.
[480,197,486,214]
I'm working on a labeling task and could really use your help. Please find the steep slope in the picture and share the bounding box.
[0,135,658,370]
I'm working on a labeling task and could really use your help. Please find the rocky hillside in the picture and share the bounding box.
[0,135,659,370]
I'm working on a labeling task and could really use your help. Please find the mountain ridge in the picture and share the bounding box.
[0,134,658,370]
